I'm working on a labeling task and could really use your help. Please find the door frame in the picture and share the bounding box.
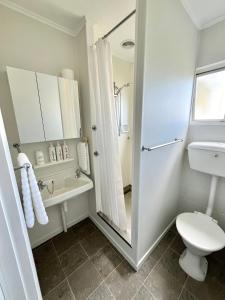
[0,110,42,300]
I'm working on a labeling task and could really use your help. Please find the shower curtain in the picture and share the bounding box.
[90,39,127,232]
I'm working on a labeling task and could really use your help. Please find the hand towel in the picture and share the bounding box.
[27,165,49,225]
[17,153,34,228]
[77,142,90,175]
[17,153,48,227]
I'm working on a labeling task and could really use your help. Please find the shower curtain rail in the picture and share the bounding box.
[102,9,136,40]
[142,138,184,152]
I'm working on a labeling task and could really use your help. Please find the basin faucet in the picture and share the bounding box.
[37,180,47,191]
[75,168,81,178]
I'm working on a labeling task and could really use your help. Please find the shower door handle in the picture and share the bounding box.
[94,151,99,156]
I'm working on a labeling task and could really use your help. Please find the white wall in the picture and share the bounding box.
[197,19,225,67]
[179,20,225,231]
[112,56,134,187]
[135,0,198,261]
[0,4,90,247]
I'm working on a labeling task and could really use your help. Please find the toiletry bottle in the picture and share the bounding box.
[56,141,63,161]
[35,150,45,165]
[48,142,56,162]
[62,141,69,160]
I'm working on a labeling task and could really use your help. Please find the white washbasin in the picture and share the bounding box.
[42,173,93,208]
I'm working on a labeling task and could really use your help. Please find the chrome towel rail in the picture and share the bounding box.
[142,138,184,152]
[14,163,30,171]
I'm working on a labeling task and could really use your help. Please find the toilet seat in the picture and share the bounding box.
[176,212,225,252]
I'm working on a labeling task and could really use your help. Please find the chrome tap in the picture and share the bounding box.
[37,180,47,191]
[75,168,81,178]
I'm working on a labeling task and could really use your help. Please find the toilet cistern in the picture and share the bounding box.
[176,142,225,282]
[188,142,225,216]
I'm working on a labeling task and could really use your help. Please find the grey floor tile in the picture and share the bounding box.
[36,257,65,296]
[159,248,187,284]
[44,280,74,300]
[80,230,109,257]
[145,264,184,300]
[138,255,157,281]
[88,283,114,300]
[133,285,154,300]
[68,260,102,300]
[72,219,97,242]
[179,288,198,300]
[145,249,186,300]
[53,230,77,255]
[105,260,143,300]
[170,234,185,255]
[150,230,176,261]
[210,247,225,264]
[91,244,123,279]
[33,241,65,296]
[186,270,225,300]
[170,223,177,233]
[207,256,225,287]
[33,241,56,267]
[59,243,88,276]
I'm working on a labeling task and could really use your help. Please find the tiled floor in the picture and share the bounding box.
[33,219,225,300]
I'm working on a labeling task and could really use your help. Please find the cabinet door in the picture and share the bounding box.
[36,73,63,141]
[58,78,81,138]
[7,67,45,143]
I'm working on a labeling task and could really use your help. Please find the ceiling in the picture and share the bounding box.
[181,0,225,29]
[3,0,225,62]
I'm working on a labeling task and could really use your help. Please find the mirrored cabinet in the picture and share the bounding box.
[7,66,81,144]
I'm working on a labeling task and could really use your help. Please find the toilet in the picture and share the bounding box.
[176,142,225,281]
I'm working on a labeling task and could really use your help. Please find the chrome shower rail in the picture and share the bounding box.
[142,138,184,152]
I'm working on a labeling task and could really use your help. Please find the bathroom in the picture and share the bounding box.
[1,0,225,299]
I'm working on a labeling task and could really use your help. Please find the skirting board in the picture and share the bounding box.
[89,214,137,270]
[136,217,176,270]
[31,213,89,249]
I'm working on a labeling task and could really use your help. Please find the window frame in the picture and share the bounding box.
[191,62,225,126]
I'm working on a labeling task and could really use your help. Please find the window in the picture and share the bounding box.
[194,69,225,121]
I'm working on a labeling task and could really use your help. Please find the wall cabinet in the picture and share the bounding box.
[58,78,81,139]
[36,73,63,141]
[7,67,45,143]
[7,67,81,144]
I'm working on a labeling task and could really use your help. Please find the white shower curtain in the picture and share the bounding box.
[90,39,127,232]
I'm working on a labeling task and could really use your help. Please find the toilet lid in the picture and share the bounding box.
[176,212,225,252]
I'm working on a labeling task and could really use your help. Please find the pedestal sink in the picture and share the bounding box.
[41,173,93,231]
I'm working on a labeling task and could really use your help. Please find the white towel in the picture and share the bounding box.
[17,153,48,227]
[77,142,90,175]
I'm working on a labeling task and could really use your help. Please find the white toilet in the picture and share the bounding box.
[176,142,225,282]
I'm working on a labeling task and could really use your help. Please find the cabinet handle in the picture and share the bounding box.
[92,125,97,131]
[94,151,99,156]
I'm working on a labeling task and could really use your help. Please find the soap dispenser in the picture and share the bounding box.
[62,141,69,160]
[56,141,63,161]
[48,142,56,162]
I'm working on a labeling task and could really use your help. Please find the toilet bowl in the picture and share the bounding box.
[176,212,225,281]
[179,141,225,281]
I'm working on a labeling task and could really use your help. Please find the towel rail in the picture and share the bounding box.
[13,143,22,153]
[14,163,30,171]
[142,138,184,152]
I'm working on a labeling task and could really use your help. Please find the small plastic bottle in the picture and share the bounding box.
[48,143,56,162]
[55,141,63,161]
[62,141,70,160]
[35,150,45,165]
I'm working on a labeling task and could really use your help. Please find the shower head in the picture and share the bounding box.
[114,82,132,96]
